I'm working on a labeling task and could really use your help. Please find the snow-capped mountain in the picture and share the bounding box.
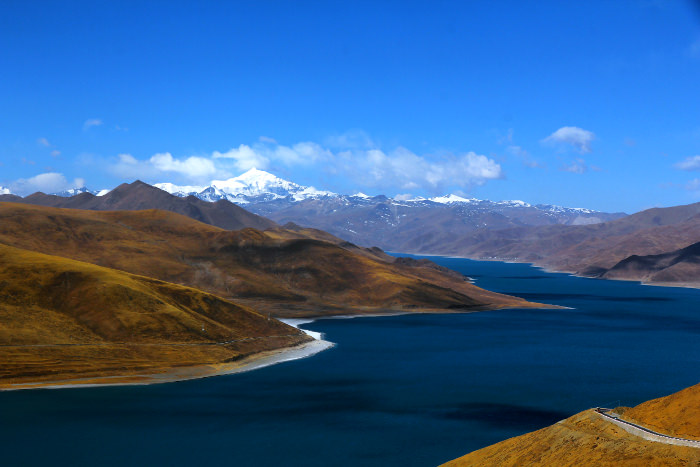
[155,168,335,204]
[152,168,627,250]
[153,168,617,224]
[51,187,110,197]
[32,168,623,251]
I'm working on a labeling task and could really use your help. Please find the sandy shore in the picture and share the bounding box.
[2,323,335,391]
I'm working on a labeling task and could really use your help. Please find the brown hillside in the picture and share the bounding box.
[620,384,700,441]
[0,243,310,388]
[444,383,700,467]
[10,180,276,231]
[430,202,700,283]
[0,202,545,318]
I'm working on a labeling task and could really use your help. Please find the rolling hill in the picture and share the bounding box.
[0,202,546,318]
[0,242,311,388]
[0,180,276,231]
[417,201,700,286]
[443,383,700,466]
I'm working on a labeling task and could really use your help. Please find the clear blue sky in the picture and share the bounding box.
[1,0,699,213]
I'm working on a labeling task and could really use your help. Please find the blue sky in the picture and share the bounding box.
[1,0,699,213]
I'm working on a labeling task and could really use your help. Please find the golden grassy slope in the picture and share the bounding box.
[620,384,700,441]
[0,243,309,387]
[444,383,700,467]
[0,202,544,317]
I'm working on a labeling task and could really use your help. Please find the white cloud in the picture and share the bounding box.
[83,118,103,130]
[37,137,51,147]
[112,152,218,181]
[9,172,84,195]
[674,155,700,171]
[213,141,331,171]
[213,144,270,172]
[507,145,543,168]
[335,146,502,192]
[686,178,700,192]
[560,158,588,174]
[325,130,375,149]
[50,150,61,157]
[118,153,138,165]
[107,137,502,193]
[149,152,217,178]
[258,136,277,144]
[543,126,595,153]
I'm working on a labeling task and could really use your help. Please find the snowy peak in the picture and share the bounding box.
[212,168,305,198]
[430,194,479,204]
[154,182,205,197]
[496,199,531,208]
[155,168,336,204]
[52,187,100,197]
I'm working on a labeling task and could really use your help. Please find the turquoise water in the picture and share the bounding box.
[1,256,699,466]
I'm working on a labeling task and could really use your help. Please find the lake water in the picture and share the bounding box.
[1,256,699,466]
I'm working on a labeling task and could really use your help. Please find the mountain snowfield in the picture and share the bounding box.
[153,167,599,215]
[52,187,111,197]
[154,168,335,204]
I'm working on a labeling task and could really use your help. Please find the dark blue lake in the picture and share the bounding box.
[1,256,699,466]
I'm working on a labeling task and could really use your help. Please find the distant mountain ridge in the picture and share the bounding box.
[2,169,625,250]
[150,168,625,249]
[154,168,608,217]
[0,180,276,231]
[429,201,700,286]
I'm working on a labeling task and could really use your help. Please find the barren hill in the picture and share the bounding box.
[0,242,310,388]
[422,202,700,286]
[0,202,545,318]
[0,180,276,231]
[443,383,700,466]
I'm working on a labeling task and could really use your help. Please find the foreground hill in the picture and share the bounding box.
[0,202,544,318]
[0,243,311,389]
[444,383,700,466]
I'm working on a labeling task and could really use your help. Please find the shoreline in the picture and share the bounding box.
[398,252,700,291]
[1,322,335,392]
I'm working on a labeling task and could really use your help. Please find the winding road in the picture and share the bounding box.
[596,408,700,448]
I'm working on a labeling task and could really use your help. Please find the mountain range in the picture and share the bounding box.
[3,168,623,248]
[152,169,626,247]
[4,168,700,286]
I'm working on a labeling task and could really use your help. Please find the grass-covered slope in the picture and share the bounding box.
[619,384,700,442]
[0,243,310,387]
[0,202,544,317]
[443,383,700,466]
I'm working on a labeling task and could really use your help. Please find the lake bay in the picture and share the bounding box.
[1,256,698,466]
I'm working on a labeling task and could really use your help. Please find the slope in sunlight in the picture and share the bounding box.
[0,242,310,388]
[0,202,549,318]
[443,383,700,467]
